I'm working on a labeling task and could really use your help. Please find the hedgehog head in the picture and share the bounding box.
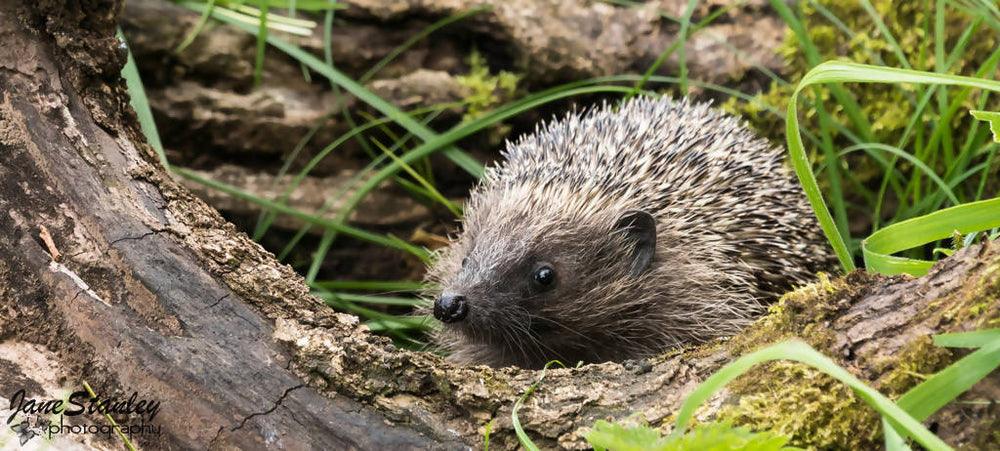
[426,181,694,368]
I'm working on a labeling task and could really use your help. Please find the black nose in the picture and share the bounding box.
[434,293,468,323]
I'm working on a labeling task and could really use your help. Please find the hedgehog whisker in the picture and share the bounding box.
[514,310,564,366]
[501,316,533,366]
[523,312,599,346]
[514,314,546,365]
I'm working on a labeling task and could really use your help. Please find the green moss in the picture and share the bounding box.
[609,249,1000,448]
[875,335,954,399]
[730,272,857,355]
[705,275,880,449]
[716,362,880,450]
[971,261,1000,326]
[718,251,1000,447]
[431,369,454,398]
[478,368,511,397]
[698,276,860,448]
[456,50,522,122]
[721,81,793,143]
[942,256,1000,327]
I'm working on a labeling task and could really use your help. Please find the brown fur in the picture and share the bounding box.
[425,96,835,368]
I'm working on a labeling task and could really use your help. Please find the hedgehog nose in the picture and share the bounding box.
[434,293,468,323]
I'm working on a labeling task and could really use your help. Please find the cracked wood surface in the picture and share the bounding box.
[0,1,450,449]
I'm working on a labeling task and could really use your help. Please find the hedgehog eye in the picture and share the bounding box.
[532,265,556,288]
[461,257,469,268]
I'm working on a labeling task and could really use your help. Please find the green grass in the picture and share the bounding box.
[587,421,797,451]
[119,28,167,170]
[668,341,949,450]
[511,360,565,451]
[763,0,1000,265]
[83,381,138,451]
[785,61,1000,274]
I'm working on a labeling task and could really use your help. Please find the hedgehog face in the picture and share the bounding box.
[433,226,572,332]
[431,206,658,368]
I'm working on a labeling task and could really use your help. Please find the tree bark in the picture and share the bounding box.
[1,1,998,450]
[0,1,449,449]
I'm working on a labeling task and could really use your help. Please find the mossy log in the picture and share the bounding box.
[0,1,998,449]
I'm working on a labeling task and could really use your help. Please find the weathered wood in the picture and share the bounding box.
[0,2,452,449]
[0,0,997,449]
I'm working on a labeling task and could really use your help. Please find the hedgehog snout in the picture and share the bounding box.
[434,292,469,323]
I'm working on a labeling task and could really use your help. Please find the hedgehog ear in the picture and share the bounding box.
[612,210,656,277]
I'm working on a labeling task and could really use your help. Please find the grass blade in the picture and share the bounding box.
[881,330,1000,444]
[173,167,431,260]
[934,328,1000,348]
[322,292,426,307]
[311,280,425,292]
[360,6,492,83]
[370,138,462,216]
[253,0,269,88]
[670,340,949,451]
[180,0,486,177]
[176,0,217,53]
[862,197,1000,276]
[118,29,168,170]
[627,0,737,98]
[971,110,1000,142]
[511,361,564,451]
[894,338,1000,422]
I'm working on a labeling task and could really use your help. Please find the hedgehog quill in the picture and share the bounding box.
[426,96,834,369]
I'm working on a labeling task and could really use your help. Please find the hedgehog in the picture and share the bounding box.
[425,96,834,369]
